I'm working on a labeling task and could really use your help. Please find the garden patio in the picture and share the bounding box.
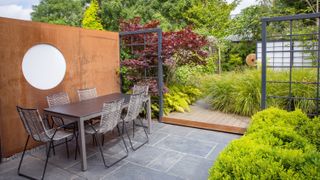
[0,0,320,179]
[0,121,240,180]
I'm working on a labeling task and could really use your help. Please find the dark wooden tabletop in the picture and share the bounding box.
[44,93,130,118]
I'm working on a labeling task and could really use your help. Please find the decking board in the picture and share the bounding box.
[162,102,250,134]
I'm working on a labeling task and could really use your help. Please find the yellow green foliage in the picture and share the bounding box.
[82,0,103,30]
[209,108,320,179]
[163,85,202,115]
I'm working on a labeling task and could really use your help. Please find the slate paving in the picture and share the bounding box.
[0,121,241,180]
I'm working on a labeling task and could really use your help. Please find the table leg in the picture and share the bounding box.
[146,97,152,134]
[78,119,87,171]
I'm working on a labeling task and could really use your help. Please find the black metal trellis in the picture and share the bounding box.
[119,28,164,120]
[261,13,320,116]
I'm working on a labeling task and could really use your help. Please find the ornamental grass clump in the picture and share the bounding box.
[202,69,317,116]
[202,69,261,116]
[209,108,320,180]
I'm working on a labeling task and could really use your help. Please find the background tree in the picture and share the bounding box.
[232,5,271,41]
[31,0,83,26]
[32,0,237,36]
[100,0,192,31]
[233,0,319,41]
[82,0,103,30]
[183,0,238,38]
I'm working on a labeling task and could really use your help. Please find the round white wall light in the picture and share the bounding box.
[22,44,66,90]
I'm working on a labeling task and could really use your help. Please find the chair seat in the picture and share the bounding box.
[63,118,77,126]
[84,123,103,134]
[46,129,74,141]
[141,95,149,102]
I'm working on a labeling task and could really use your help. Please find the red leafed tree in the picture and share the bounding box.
[120,17,208,93]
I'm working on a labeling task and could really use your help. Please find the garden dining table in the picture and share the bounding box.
[44,92,152,171]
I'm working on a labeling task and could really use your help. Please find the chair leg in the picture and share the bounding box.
[120,131,129,154]
[124,119,148,151]
[75,132,80,160]
[41,140,53,180]
[117,125,121,136]
[17,136,29,176]
[119,124,129,154]
[102,134,105,146]
[93,134,99,147]
[18,135,52,180]
[95,130,128,168]
[51,141,56,156]
[123,120,135,150]
[132,120,135,138]
[65,138,69,159]
[92,135,96,146]
[45,142,50,156]
[138,118,149,141]
[94,134,107,167]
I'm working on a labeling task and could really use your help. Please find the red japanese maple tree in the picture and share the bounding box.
[120,17,208,93]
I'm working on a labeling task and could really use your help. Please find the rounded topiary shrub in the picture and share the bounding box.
[208,108,320,180]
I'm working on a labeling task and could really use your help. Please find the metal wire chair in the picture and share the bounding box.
[16,106,75,180]
[132,85,149,96]
[132,85,149,136]
[77,88,97,101]
[77,88,102,145]
[47,92,72,126]
[46,92,79,160]
[123,93,149,151]
[85,98,128,167]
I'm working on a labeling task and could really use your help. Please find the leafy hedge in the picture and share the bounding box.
[209,108,320,179]
[151,85,201,117]
[151,85,201,116]
[202,69,317,116]
[163,85,201,114]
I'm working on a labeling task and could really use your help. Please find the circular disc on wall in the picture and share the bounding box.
[22,44,66,90]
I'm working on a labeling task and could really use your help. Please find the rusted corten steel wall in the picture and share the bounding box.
[0,17,120,157]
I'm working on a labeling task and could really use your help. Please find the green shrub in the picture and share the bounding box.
[149,85,201,117]
[163,85,201,115]
[209,108,320,180]
[202,69,317,116]
[220,41,256,71]
[168,59,215,87]
[295,116,320,151]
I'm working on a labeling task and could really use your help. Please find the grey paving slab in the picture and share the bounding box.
[93,137,129,156]
[103,163,183,180]
[126,145,163,166]
[68,153,128,180]
[0,157,20,174]
[206,143,228,161]
[147,150,183,172]
[127,130,169,146]
[0,156,83,180]
[30,142,95,169]
[150,120,166,132]
[187,129,241,144]
[158,124,196,136]
[168,155,213,180]
[0,122,239,180]
[155,135,217,157]
[0,169,30,180]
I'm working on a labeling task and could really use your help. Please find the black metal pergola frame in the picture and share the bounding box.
[119,28,164,120]
[261,13,320,116]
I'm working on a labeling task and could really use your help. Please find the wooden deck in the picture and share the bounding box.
[162,101,250,134]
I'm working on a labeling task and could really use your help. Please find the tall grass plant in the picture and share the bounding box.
[201,69,317,116]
